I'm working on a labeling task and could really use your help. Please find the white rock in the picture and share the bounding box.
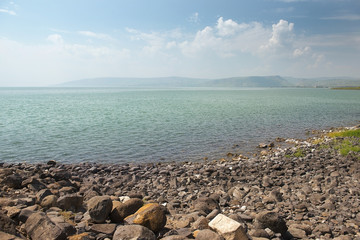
[209,214,249,240]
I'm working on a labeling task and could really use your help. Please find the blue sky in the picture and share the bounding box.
[0,0,359,86]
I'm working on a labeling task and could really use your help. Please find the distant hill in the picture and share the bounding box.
[58,76,360,88]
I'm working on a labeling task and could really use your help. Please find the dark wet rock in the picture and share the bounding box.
[1,174,23,189]
[255,211,288,235]
[112,224,156,240]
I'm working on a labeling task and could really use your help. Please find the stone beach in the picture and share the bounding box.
[0,126,359,240]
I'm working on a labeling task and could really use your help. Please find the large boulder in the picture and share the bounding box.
[125,203,167,233]
[110,198,143,222]
[113,225,156,240]
[25,212,66,240]
[87,196,112,223]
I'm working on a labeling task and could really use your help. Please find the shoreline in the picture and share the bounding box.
[0,124,359,239]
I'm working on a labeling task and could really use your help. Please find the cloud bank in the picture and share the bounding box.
[0,17,359,86]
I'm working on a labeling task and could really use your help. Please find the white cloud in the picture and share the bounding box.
[322,14,360,21]
[293,46,311,57]
[0,8,16,15]
[216,17,248,37]
[78,31,114,41]
[189,12,199,23]
[262,19,294,49]
[47,34,64,45]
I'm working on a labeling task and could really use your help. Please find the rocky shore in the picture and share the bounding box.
[0,126,359,240]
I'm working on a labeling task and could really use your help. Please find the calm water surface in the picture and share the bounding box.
[0,88,359,163]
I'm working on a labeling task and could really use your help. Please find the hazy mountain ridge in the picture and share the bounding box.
[59,76,360,88]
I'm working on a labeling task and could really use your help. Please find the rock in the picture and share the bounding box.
[0,231,23,240]
[87,196,112,223]
[110,198,143,222]
[1,174,23,189]
[161,236,190,240]
[255,211,288,235]
[57,194,83,211]
[194,197,220,215]
[36,189,53,203]
[208,214,249,240]
[249,229,269,238]
[126,203,167,233]
[67,232,92,240]
[0,212,18,235]
[90,223,117,235]
[192,216,209,230]
[288,226,307,239]
[112,225,156,240]
[47,160,57,166]
[195,229,224,240]
[40,195,58,209]
[313,223,332,236]
[25,212,66,240]
[18,206,38,223]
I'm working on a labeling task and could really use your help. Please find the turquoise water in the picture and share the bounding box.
[0,87,359,163]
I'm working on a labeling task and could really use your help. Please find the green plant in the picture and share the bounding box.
[293,148,305,157]
[328,129,360,138]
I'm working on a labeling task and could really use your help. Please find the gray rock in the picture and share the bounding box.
[25,212,66,240]
[87,196,112,223]
[113,225,156,240]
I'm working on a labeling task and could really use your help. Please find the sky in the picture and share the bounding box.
[0,0,360,86]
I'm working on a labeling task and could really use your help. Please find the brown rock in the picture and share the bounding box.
[195,229,224,240]
[193,197,220,215]
[0,231,23,240]
[25,212,66,240]
[90,223,117,235]
[110,198,143,222]
[0,212,18,235]
[126,203,167,233]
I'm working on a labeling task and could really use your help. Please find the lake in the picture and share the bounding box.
[0,87,359,163]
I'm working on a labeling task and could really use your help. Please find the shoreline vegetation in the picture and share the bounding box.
[0,124,360,239]
[332,87,360,90]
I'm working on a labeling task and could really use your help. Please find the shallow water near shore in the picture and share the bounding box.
[0,87,359,163]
